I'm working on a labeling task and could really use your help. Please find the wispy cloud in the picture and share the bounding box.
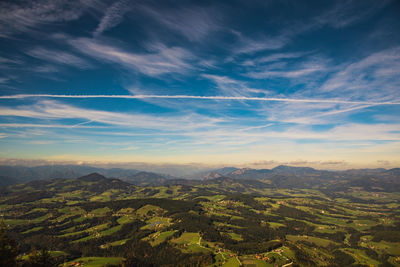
[26,47,91,69]
[0,123,103,128]
[140,4,221,41]
[0,77,9,84]
[320,46,400,101]
[242,52,308,66]
[231,1,392,55]
[69,38,195,76]
[247,65,325,79]
[0,0,104,37]
[315,0,393,29]
[0,100,222,131]
[232,33,290,54]
[201,74,258,96]
[94,0,130,37]
[120,146,138,151]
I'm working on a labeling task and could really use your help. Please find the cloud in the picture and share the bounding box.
[315,0,393,29]
[201,74,257,96]
[242,52,308,66]
[232,33,290,54]
[69,38,195,76]
[140,4,221,41]
[120,146,138,151]
[0,77,9,84]
[0,0,104,37]
[231,1,392,55]
[320,46,400,101]
[247,66,325,79]
[0,100,222,131]
[0,123,103,128]
[94,0,130,36]
[26,47,91,69]
[244,53,329,79]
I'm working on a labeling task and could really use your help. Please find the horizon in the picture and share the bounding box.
[0,159,398,173]
[1,0,400,169]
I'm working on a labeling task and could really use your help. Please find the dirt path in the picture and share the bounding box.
[282,261,293,267]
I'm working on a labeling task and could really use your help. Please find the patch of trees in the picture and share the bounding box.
[1,222,64,267]
[173,212,223,242]
[330,250,355,266]
[3,191,54,205]
[372,231,400,242]
[226,240,282,255]
[123,240,213,266]
[287,243,317,266]
[313,231,346,244]
[0,221,18,266]
[370,222,400,242]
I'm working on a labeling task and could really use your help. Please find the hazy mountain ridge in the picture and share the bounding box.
[1,165,399,192]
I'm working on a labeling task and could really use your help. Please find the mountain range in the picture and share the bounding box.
[1,164,399,193]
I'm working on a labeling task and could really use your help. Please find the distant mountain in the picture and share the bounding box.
[122,171,171,186]
[78,172,108,182]
[227,168,273,179]
[212,167,239,175]
[213,165,400,192]
[0,165,140,186]
[202,172,222,180]
[271,165,321,175]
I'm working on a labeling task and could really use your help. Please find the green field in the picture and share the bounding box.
[63,257,123,267]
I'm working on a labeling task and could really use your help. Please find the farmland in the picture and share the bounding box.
[1,171,399,266]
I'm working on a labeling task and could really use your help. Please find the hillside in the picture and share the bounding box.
[1,171,400,266]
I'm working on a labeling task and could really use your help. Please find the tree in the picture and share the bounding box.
[0,221,18,267]
[26,247,55,267]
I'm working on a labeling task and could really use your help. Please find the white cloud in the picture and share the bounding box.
[120,146,138,151]
[0,123,103,128]
[233,33,290,54]
[140,4,221,41]
[0,100,222,131]
[242,52,308,66]
[26,47,91,69]
[201,74,258,96]
[320,46,400,101]
[0,0,105,37]
[94,0,130,36]
[69,38,195,76]
[245,54,329,79]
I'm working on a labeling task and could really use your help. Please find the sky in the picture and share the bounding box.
[0,0,400,170]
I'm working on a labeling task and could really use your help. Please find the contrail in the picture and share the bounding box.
[0,94,399,105]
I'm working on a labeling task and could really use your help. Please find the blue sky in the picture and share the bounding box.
[0,0,399,169]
